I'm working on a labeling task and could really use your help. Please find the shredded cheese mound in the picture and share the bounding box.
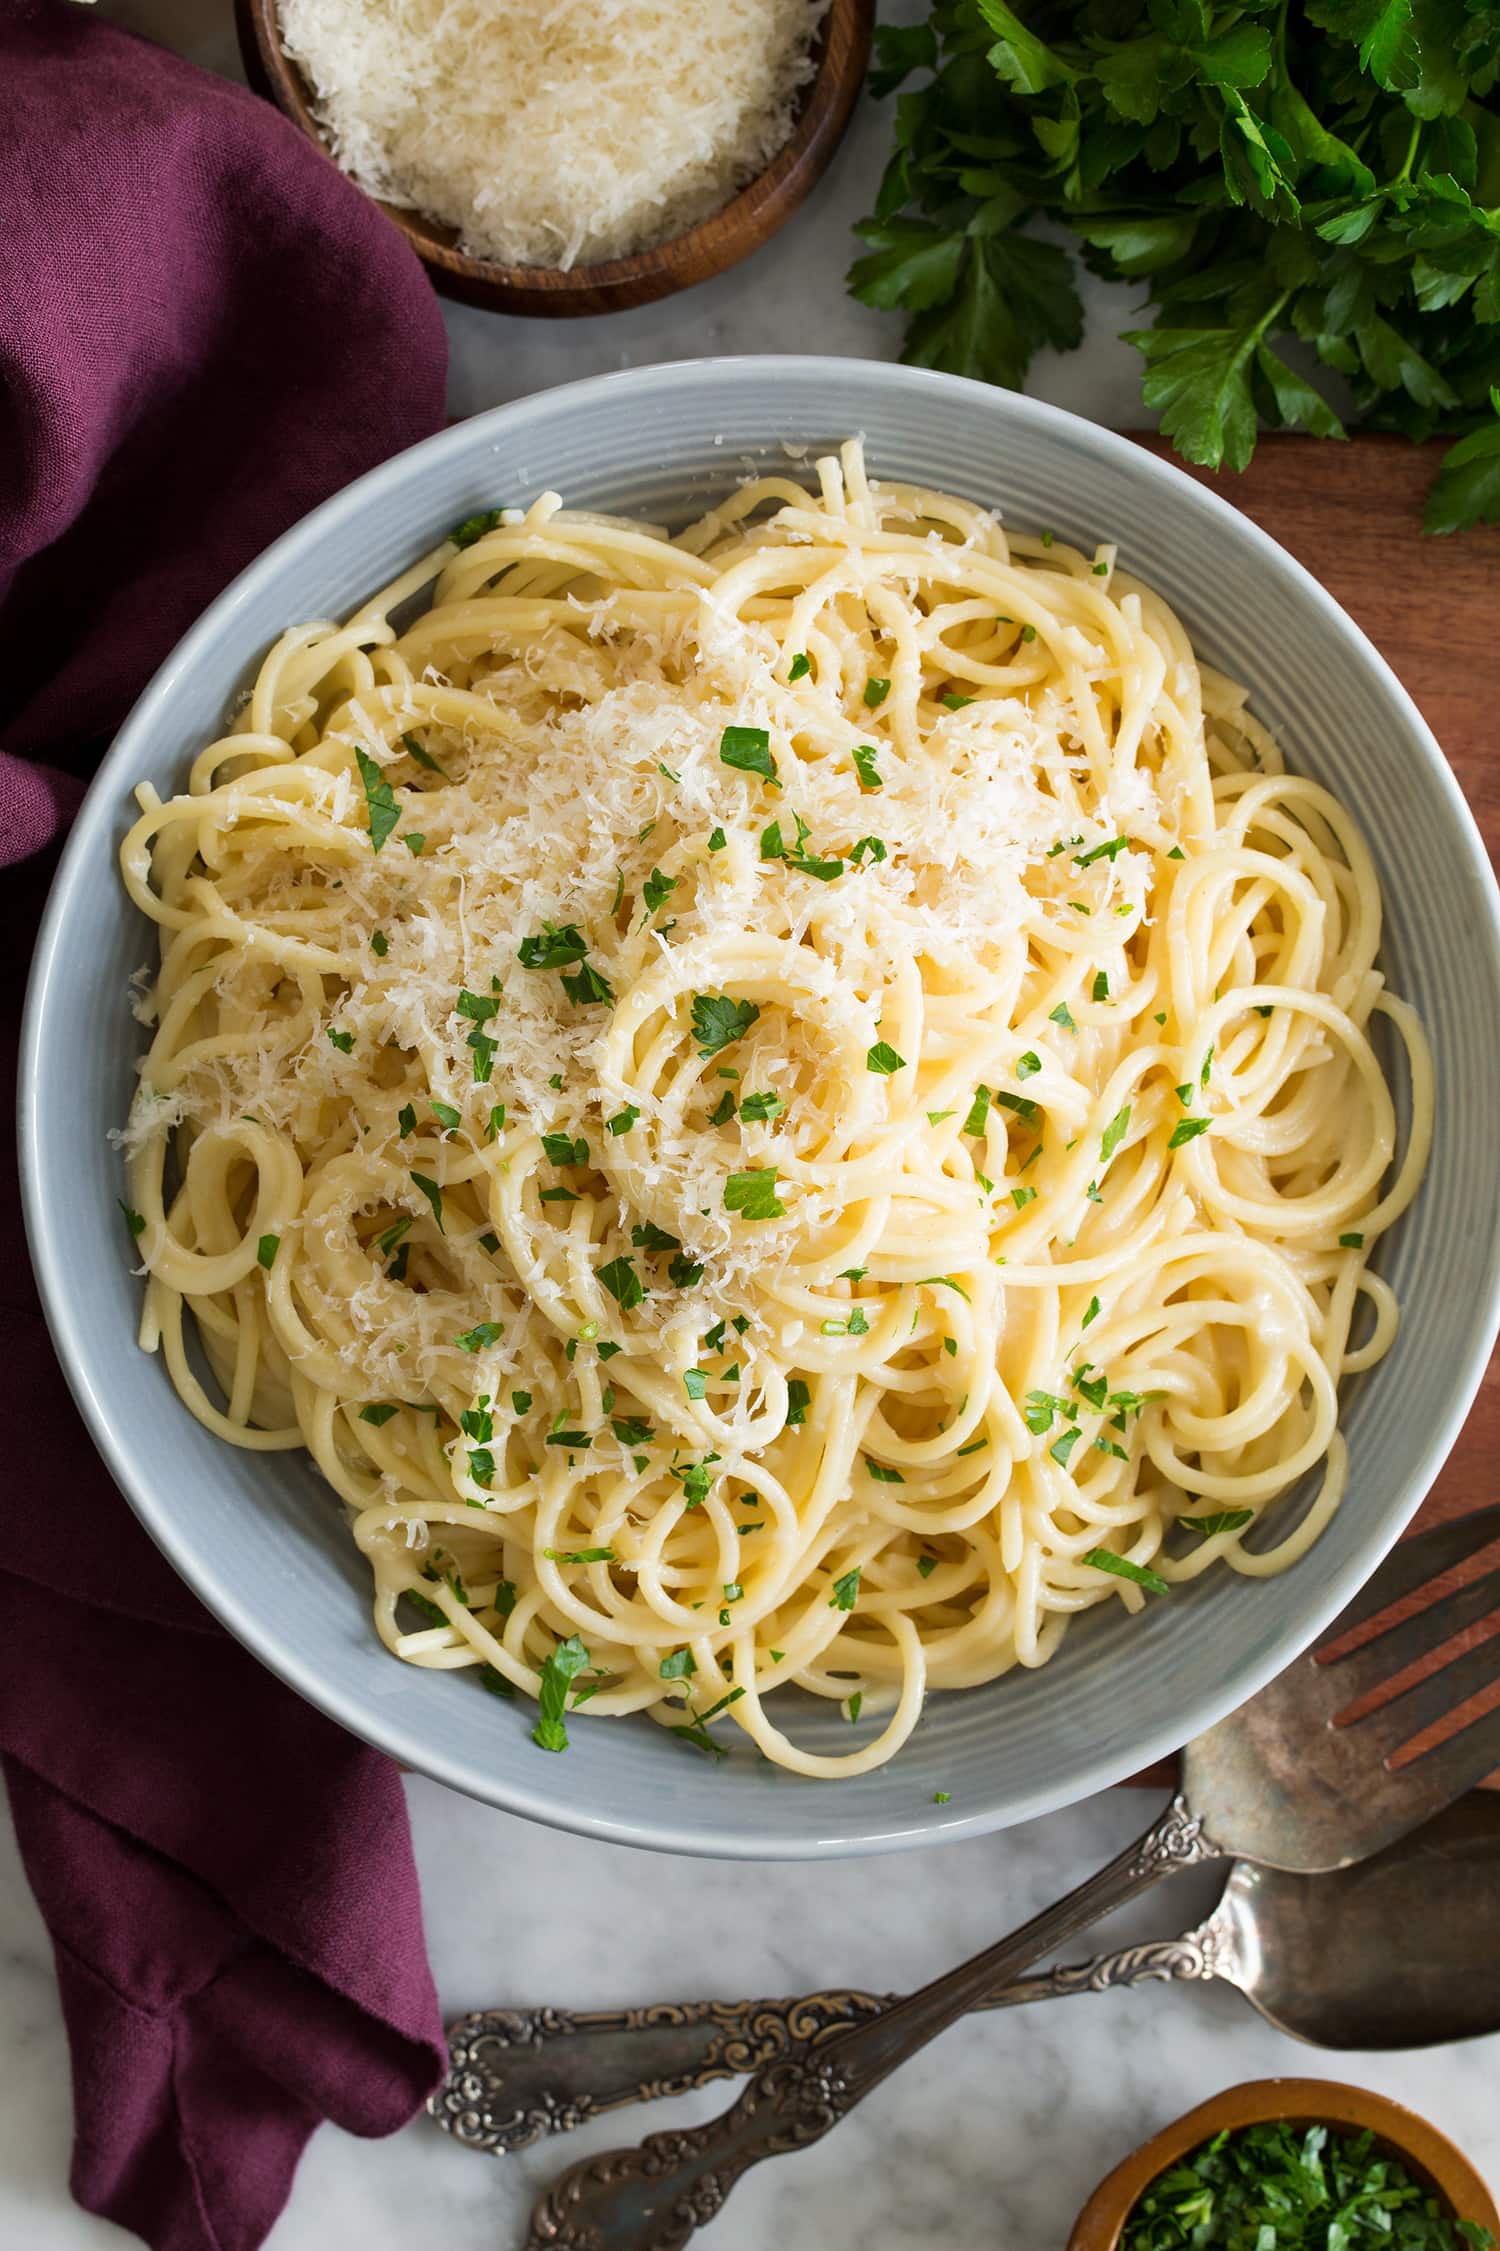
[117,442,1430,1779]
[277,0,830,269]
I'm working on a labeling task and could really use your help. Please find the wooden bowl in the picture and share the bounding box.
[1068,2079,1500,2249]
[234,0,875,316]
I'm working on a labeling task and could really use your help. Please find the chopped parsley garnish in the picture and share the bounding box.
[402,1590,449,1631]
[598,1255,644,1310]
[539,1186,578,1204]
[631,1221,680,1255]
[371,929,389,957]
[863,676,890,708]
[468,1031,496,1083]
[1168,1117,1212,1149]
[1092,970,1109,1003]
[719,724,778,783]
[1073,835,1130,867]
[401,833,426,856]
[545,1428,591,1450]
[533,1633,592,1753]
[995,1090,1037,1120]
[611,1415,654,1447]
[962,1085,990,1136]
[917,1554,938,1579]
[669,1252,705,1288]
[517,920,588,970]
[257,1233,279,1270]
[544,1546,615,1565]
[486,1104,507,1141]
[454,1321,503,1352]
[674,1457,717,1508]
[845,1692,864,1723]
[1167,844,1185,860]
[683,1369,708,1401]
[542,1131,588,1167]
[1100,1106,1131,1163]
[1083,1548,1169,1596]
[450,507,506,548]
[375,1215,412,1257]
[1049,1425,1083,1468]
[359,1403,399,1427]
[710,1088,736,1126]
[853,742,883,790]
[659,1648,696,1680]
[866,1459,905,1483]
[410,1172,444,1232]
[478,1665,514,1700]
[724,1167,785,1221]
[456,988,500,1025]
[606,1105,640,1135]
[1016,1050,1041,1079]
[1010,1185,1036,1209]
[1021,624,1037,643]
[641,866,677,918]
[1184,1509,1255,1536]
[431,1100,461,1131]
[849,834,888,866]
[355,748,400,852]
[866,1040,906,1075]
[478,1230,499,1253]
[691,991,760,1058]
[943,1335,958,1357]
[1340,1230,1365,1249]
[1082,1295,1100,1329]
[1116,2120,1487,2251]
[941,690,973,709]
[738,1089,784,1123]
[789,652,811,681]
[326,1027,354,1053]
[560,959,613,1007]
[402,732,447,777]
[707,826,728,853]
[829,1566,862,1610]
[786,1378,811,1427]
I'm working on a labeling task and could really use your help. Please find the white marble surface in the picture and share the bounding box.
[11,6,1500,2247]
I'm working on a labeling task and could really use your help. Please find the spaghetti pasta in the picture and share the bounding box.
[117,441,1431,1776]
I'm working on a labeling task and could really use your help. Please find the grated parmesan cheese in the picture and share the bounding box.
[276,0,831,270]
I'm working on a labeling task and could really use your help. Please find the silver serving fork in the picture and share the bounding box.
[519,1503,1500,2250]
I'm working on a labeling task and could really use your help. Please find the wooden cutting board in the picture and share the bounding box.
[1127,431,1500,1787]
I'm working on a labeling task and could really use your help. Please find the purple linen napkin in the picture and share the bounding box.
[2,6,453,2246]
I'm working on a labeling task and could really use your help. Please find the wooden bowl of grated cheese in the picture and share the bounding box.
[235,0,874,317]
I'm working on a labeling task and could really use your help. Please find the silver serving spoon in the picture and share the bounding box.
[433,1791,1500,2157]
[522,1505,1500,2249]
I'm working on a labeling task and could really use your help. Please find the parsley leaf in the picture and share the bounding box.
[719,725,778,783]
[853,742,883,789]
[1083,1548,1169,1596]
[691,992,760,1058]
[355,748,399,852]
[533,1633,592,1753]
[829,1566,862,1610]
[866,1040,906,1075]
[724,1167,786,1221]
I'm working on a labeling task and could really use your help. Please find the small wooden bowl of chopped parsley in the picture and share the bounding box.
[1068,2080,1498,2251]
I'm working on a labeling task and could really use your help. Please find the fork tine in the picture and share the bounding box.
[1323,1560,1500,1687]
[1349,1624,1500,1758]
[1401,1697,1500,1804]
[1330,1504,1500,1635]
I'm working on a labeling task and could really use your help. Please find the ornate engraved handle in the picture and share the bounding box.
[430,1992,889,2156]
[525,1794,1219,2248]
[432,1918,1225,2158]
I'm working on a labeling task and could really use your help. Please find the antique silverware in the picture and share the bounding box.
[524,1505,1500,2249]
[431,1793,1500,2157]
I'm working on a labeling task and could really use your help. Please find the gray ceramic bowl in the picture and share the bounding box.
[20,359,1500,1858]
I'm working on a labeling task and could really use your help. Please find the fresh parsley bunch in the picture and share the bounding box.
[849,1,1500,530]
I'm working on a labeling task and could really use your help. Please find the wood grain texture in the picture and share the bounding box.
[1127,433,1500,1787]
[235,0,874,316]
